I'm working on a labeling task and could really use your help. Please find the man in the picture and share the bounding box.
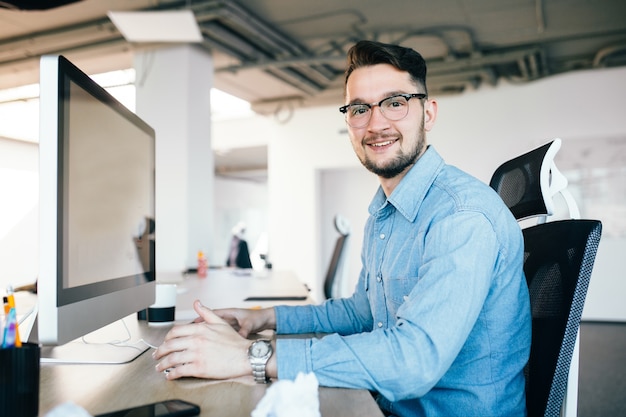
[153,40,531,417]
[225,221,253,269]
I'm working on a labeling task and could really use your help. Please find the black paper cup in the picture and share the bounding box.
[0,343,40,417]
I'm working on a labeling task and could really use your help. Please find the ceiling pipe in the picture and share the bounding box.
[200,22,263,58]
[517,57,530,81]
[216,2,306,57]
[216,54,344,73]
[527,52,540,79]
[195,1,337,93]
[593,44,626,67]
[264,67,323,95]
[535,0,546,34]
[393,26,479,56]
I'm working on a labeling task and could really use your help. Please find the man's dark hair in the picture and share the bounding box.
[344,40,428,95]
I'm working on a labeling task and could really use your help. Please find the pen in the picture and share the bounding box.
[1,296,6,347]
[6,286,22,347]
[2,307,17,348]
[0,300,3,347]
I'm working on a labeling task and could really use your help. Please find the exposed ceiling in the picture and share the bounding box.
[2,0,626,176]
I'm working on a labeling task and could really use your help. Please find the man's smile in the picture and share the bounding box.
[369,140,396,148]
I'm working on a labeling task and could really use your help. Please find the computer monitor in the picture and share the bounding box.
[32,55,156,363]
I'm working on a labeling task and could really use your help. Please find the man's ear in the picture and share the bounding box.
[424,98,438,132]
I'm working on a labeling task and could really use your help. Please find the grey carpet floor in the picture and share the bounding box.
[578,321,626,417]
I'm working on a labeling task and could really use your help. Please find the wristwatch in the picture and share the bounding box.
[248,339,273,383]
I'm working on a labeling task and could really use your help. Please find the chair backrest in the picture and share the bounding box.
[489,138,580,223]
[323,215,350,299]
[522,219,602,417]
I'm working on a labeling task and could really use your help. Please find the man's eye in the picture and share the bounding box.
[386,98,406,108]
[351,105,369,116]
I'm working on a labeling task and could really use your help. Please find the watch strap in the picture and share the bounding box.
[251,362,270,383]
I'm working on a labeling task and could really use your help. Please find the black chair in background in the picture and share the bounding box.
[323,215,350,300]
[522,219,602,417]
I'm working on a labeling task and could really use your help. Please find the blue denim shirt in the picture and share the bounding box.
[275,146,531,417]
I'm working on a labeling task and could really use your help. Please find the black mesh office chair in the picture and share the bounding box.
[489,138,580,223]
[491,139,600,416]
[523,219,602,417]
[323,215,350,299]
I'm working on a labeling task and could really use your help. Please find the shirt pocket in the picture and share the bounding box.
[385,276,417,310]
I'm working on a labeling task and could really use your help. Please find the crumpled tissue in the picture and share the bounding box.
[251,372,321,417]
[45,402,93,417]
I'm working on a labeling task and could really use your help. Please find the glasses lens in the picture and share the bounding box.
[344,95,417,127]
[380,95,410,120]
[346,104,370,127]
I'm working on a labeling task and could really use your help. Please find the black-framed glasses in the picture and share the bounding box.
[339,93,427,128]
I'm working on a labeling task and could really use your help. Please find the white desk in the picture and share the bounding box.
[39,270,383,417]
[172,268,311,319]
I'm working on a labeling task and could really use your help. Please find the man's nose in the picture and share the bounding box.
[367,104,389,128]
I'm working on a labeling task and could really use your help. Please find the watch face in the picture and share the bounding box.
[251,340,270,357]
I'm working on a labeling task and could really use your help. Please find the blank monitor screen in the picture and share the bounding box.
[35,55,156,362]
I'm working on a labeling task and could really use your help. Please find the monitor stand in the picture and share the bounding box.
[28,314,168,365]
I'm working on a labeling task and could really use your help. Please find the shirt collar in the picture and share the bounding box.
[368,145,445,222]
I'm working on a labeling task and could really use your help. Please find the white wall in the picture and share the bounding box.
[0,138,39,290]
[216,66,626,320]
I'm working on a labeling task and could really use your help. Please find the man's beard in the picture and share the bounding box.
[359,118,426,179]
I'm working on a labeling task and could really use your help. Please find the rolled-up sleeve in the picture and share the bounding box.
[274,211,505,402]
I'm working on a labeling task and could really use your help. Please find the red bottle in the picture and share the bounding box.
[197,250,208,278]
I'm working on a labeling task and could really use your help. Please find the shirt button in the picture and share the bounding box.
[403,295,409,302]
[379,233,385,239]
[376,275,382,282]
[377,322,383,328]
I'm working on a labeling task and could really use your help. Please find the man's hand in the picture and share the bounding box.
[213,306,277,338]
[153,300,252,380]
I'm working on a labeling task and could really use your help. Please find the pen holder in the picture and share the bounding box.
[0,343,40,417]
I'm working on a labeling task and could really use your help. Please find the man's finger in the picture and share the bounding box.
[193,300,228,325]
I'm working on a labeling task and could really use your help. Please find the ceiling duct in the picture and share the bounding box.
[1,0,626,108]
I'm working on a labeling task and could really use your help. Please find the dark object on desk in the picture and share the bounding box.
[244,295,308,301]
[185,265,223,274]
[523,219,602,417]
[94,399,200,417]
[146,306,176,323]
[0,342,40,417]
[260,254,272,269]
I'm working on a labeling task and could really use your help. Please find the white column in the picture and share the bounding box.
[134,45,214,275]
